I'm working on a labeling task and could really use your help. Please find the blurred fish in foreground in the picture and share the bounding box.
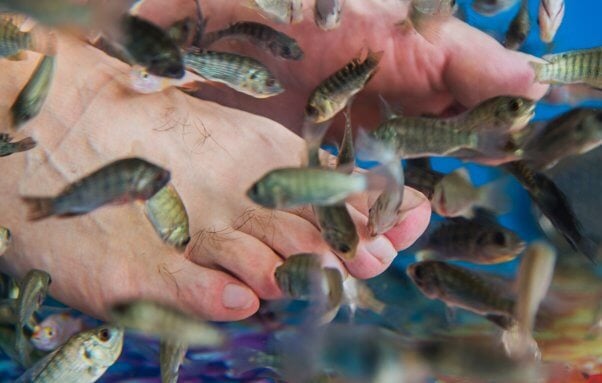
[543,85,602,106]
[160,339,187,383]
[417,208,525,264]
[15,325,123,383]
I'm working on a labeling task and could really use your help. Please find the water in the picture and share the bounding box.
[2,0,602,382]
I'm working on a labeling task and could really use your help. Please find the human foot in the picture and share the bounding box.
[0,33,428,321]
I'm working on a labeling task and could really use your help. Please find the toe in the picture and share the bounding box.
[142,256,259,322]
[382,187,431,251]
[185,228,284,300]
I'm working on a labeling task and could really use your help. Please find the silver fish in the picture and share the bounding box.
[314,0,343,30]
[160,339,187,383]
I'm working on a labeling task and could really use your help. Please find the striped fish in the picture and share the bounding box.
[530,47,602,89]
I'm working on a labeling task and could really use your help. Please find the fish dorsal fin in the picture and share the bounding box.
[472,208,499,225]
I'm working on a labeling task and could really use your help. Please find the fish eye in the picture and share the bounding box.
[45,327,54,337]
[337,243,351,253]
[5,230,10,240]
[98,328,111,342]
[281,46,291,56]
[492,231,506,246]
[412,265,425,281]
[305,104,319,118]
[249,71,258,80]
[509,99,521,112]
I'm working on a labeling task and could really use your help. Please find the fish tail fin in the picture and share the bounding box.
[29,26,57,56]
[302,120,332,168]
[501,323,541,360]
[477,177,512,215]
[13,137,37,153]
[22,197,55,221]
[356,128,404,191]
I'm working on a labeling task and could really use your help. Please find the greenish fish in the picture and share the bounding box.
[504,0,530,50]
[144,183,190,250]
[0,133,36,157]
[250,0,304,24]
[15,325,124,383]
[519,108,602,170]
[10,54,56,130]
[418,209,526,264]
[160,339,188,383]
[118,15,184,79]
[305,50,382,123]
[184,50,284,98]
[22,157,171,221]
[201,21,303,60]
[109,300,225,347]
[463,96,535,132]
[530,46,602,89]
[0,227,10,256]
[407,260,516,328]
[247,167,378,209]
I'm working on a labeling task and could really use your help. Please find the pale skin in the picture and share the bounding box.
[0,0,547,321]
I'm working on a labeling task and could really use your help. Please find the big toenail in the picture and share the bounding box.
[222,284,255,309]
[365,236,397,263]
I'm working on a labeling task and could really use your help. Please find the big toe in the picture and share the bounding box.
[140,255,260,322]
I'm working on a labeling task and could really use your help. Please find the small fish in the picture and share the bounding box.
[128,66,197,94]
[502,242,556,360]
[275,253,344,324]
[144,183,190,250]
[0,16,55,58]
[10,54,56,129]
[117,15,185,79]
[313,112,359,260]
[31,313,85,351]
[371,116,505,159]
[342,277,386,317]
[519,108,602,170]
[184,50,284,98]
[402,0,458,43]
[250,0,304,24]
[0,227,11,256]
[16,325,124,383]
[160,339,187,383]
[109,300,225,347]
[0,133,36,157]
[418,209,525,264]
[530,47,602,89]
[463,96,536,132]
[201,21,303,61]
[22,157,171,220]
[505,160,599,263]
[538,0,565,43]
[504,0,530,50]
[314,0,343,30]
[407,260,516,328]
[305,50,382,123]
[471,0,520,16]
[247,167,384,209]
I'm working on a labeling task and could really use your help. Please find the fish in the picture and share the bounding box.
[401,0,458,43]
[0,16,55,58]
[504,0,530,50]
[128,65,197,94]
[314,0,343,30]
[471,0,520,16]
[108,300,225,347]
[31,313,85,351]
[15,325,124,383]
[0,227,11,256]
[16,269,51,367]
[538,0,565,43]
[116,15,185,79]
[10,54,56,130]
[22,157,171,220]
[505,160,599,263]
[0,273,19,299]
[250,0,304,24]
[200,21,303,61]
[502,242,556,360]
[342,277,386,317]
[0,133,36,157]
[184,50,284,98]
[463,96,536,132]
[418,209,525,264]
[519,108,602,170]
[275,253,344,324]
[247,166,386,209]
[305,50,382,123]
[165,17,196,47]
[407,260,517,328]
[0,298,18,325]
[530,47,602,89]
[543,84,602,106]
[160,339,188,383]
[144,183,190,250]
[312,111,359,260]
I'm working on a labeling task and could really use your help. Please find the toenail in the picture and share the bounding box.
[364,235,397,263]
[222,284,255,309]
